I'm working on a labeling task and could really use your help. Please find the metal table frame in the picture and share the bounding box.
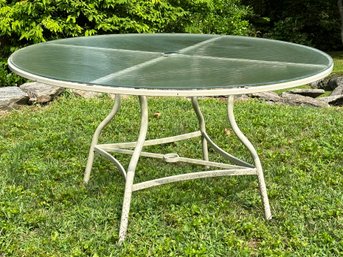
[8,34,333,244]
[8,57,332,242]
[83,94,271,243]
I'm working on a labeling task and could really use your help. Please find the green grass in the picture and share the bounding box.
[330,51,343,75]
[0,95,342,256]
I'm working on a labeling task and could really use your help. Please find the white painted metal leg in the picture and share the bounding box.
[227,96,272,220]
[191,97,252,167]
[84,95,121,184]
[191,97,209,163]
[118,96,148,243]
[84,94,272,243]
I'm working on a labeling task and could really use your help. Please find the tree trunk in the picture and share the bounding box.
[338,0,343,44]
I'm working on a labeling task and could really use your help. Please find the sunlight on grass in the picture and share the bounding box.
[330,51,343,74]
[0,95,342,256]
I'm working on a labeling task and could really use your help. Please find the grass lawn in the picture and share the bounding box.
[0,94,342,256]
[330,51,343,75]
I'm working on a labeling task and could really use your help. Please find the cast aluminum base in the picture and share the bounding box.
[83,95,272,243]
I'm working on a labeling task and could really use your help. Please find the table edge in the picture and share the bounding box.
[8,57,333,97]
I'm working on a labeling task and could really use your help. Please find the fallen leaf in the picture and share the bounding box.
[154,112,161,118]
[224,128,231,136]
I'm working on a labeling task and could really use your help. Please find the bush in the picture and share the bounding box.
[243,0,341,50]
[170,0,252,35]
[0,58,24,87]
[266,17,313,46]
[0,0,186,54]
[0,0,251,54]
[0,0,252,87]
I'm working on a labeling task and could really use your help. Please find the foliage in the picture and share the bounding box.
[0,58,23,87]
[0,0,186,87]
[266,17,313,46]
[330,51,343,74]
[243,0,341,50]
[0,95,342,256]
[0,0,251,55]
[0,0,252,87]
[0,0,186,55]
[169,0,252,35]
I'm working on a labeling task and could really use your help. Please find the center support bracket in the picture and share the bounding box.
[83,95,272,243]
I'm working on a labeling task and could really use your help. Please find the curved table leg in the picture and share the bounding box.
[191,97,209,163]
[84,94,121,184]
[227,96,272,220]
[118,96,149,243]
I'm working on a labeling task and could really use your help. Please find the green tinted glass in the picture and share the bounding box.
[9,34,333,90]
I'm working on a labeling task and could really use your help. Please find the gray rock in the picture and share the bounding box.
[319,95,343,106]
[331,85,343,96]
[70,89,103,99]
[20,82,64,104]
[287,88,325,98]
[281,92,329,107]
[310,78,331,90]
[249,92,282,102]
[0,86,29,109]
[327,76,343,90]
[235,94,250,101]
[69,89,119,99]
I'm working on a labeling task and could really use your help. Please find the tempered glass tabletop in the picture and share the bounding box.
[8,33,333,96]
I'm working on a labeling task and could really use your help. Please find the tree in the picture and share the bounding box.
[243,0,341,50]
[338,0,343,44]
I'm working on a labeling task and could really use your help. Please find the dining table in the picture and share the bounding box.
[8,33,333,243]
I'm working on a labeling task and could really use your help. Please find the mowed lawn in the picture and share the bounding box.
[0,52,342,256]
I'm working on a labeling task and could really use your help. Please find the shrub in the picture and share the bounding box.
[170,0,252,35]
[0,0,251,53]
[0,0,186,54]
[0,58,24,87]
[0,0,252,87]
[243,0,341,50]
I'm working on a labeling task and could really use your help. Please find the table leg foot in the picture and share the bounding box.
[118,96,148,243]
[83,95,121,184]
[227,95,272,220]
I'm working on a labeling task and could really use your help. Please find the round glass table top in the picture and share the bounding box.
[8,33,333,96]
